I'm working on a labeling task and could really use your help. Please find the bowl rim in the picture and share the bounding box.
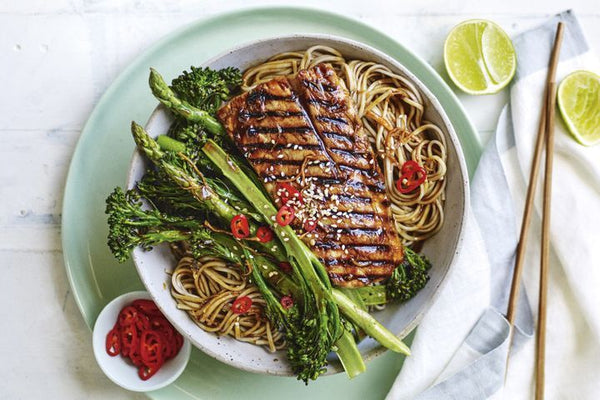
[128,33,470,376]
[92,290,192,392]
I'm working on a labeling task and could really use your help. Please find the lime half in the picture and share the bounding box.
[444,19,517,95]
[557,70,600,146]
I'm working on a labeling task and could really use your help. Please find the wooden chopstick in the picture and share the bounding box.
[505,84,548,326]
[503,22,565,395]
[536,22,564,399]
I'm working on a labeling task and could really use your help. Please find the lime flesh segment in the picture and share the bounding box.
[558,70,600,146]
[444,20,516,95]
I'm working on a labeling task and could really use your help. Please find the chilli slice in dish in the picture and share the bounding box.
[106,299,184,380]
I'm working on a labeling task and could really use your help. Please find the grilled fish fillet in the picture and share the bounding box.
[217,63,403,287]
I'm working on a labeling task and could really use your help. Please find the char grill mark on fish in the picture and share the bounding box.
[217,65,404,288]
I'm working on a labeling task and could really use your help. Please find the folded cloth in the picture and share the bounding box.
[387,10,600,400]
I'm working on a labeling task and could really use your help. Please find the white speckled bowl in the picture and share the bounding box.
[127,34,469,376]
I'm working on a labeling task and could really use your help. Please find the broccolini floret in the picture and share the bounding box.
[386,247,431,302]
[170,66,242,113]
[106,187,201,262]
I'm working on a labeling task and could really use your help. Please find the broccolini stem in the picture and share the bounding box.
[345,285,387,307]
[335,328,366,378]
[193,228,300,299]
[332,289,411,356]
[149,68,227,137]
[156,135,186,152]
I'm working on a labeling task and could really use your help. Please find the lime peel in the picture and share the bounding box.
[557,70,600,146]
[444,19,516,95]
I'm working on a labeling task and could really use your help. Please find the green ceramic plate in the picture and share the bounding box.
[62,6,481,399]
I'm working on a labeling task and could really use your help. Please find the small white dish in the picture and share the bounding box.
[92,291,192,392]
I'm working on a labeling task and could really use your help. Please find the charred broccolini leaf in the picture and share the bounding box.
[137,169,206,218]
[137,161,261,222]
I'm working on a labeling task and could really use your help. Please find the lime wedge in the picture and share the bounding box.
[557,70,600,146]
[444,19,517,95]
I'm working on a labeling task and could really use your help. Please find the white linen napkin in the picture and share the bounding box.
[387,10,600,400]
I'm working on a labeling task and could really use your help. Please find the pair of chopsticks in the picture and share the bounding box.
[504,22,565,400]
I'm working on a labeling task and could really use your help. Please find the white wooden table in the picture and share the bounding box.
[1,1,597,398]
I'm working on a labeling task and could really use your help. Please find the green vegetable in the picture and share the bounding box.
[130,122,286,261]
[106,187,199,262]
[170,65,241,113]
[149,68,227,137]
[332,289,410,355]
[136,169,211,218]
[150,69,270,199]
[190,226,367,379]
[156,135,186,152]
[346,248,431,306]
[346,285,387,307]
[386,247,431,302]
[137,158,261,222]
[243,248,366,380]
[167,118,206,147]
[202,140,343,382]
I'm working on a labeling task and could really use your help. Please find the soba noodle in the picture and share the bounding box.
[170,252,286,352]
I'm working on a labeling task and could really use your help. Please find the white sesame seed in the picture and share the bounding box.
[283,238,289,242]
[262,265,268,270]
[268,271,277,277]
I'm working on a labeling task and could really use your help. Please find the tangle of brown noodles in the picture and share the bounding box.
[170,252,286,352]
[242,46,447,245]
